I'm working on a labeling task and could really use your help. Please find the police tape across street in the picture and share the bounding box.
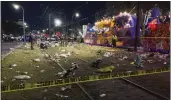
[1,67,170,93]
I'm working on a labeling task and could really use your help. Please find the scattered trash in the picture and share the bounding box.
[147,60,153,63]
[61,85,71,91]
[10,48,14,50]
[63,96,69,98]
[24,51,29,54]
[58,72,63,75]
[14,75,31,80]
[122,56,127,60]
[9,68,13,69]
[51,45,55,48]
[11,78,16,81]
[55,94,68,98]
[30,74,33,77]
[67,52,71,56]
[104,52,113,57]
[92,58,103,68]
[61,50,65,52]
[23,72,28,75]
[97,50,103,55]
[44,54,49,58]
[33,58,40,62]
[130,62,134,65]
[36,66,39,68]
[117,64,119,67]
[63,69,75,78]
[4,77,7,80]
[70,62,79,70]
[43,89,48,92]
[55,43,59,46]
[163,62,167,65]
[40,70,45,73]
[12,64,17,67]
[127,71,132,73]
[140,53,148,58]
[119,58,123,61]
[100,94,106,97]
[55,94,60,96]
[55,53,59,57]
[40,42,48,49]
[61,87,66,91]
[59,54,68,58]
[1,80,4,83]
[97,66,115,73]
[158,54,167,59]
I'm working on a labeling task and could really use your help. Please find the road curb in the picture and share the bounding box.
[1,43,23,60]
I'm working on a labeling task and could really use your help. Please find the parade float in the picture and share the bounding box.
[84,12,139,47]
[84,6,170,53]
[143,6,170,53]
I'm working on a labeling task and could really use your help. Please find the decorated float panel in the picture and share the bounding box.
[84,6,170,53]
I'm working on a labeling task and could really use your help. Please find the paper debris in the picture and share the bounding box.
[36,66,39,68]
[163,62,167,65]
[58,72,63,75]
[33,58,40,62]
[63,96,69,98]
[30,74,33,77]
[61,85,71,91]
[104,52,113,57]
[10,48,14,50]
[55,43,59,46]
[51,45,55,48]
[61,50,65,52]
[12,78,16,81]
[23,72,28,74]
[127,71,132,73]
[100,94,106,97]
[1,80,4,83]
[12,64,17,67]
[61,87,66,91]
[147,60,153,63]
[43,89,48,92]
[40,70,45,73]
[44,54,49,58]
[14,75,31,80]
[130,62,134,65]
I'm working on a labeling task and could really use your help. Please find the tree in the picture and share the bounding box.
[2,20,23,36]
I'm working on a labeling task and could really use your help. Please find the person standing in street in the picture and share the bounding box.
[112,35,117,48]
[30,33,34,50]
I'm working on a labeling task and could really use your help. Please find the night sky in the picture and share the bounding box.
[1,1,170,31]
[1,1,106,30]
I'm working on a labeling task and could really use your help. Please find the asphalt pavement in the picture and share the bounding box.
[1,42,22,56]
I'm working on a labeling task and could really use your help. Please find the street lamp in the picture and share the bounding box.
[75,13,80,18]
[71,12,80,36]
[12,4,25,43]
[54,19,62,27]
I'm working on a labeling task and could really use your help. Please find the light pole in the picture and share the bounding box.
[13,4,25,44]
[71,12,80,37]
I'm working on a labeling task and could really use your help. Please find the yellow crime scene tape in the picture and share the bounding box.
[1,67,170,93]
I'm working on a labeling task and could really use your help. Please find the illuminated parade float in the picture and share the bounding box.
[84,6,170,53]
